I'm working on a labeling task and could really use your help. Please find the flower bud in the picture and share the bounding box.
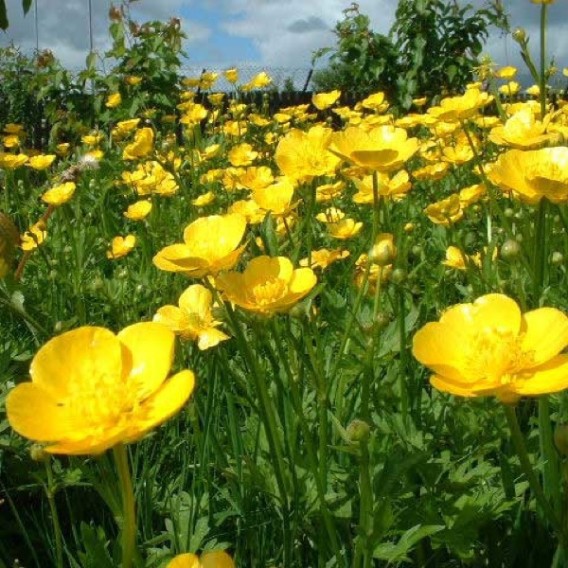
[512,28,527,45]
[500,239,521,261]
[346,419,370,443]
[369,233,397,267]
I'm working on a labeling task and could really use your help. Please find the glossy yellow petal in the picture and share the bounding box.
[44,429,129,456]
[514,355,568,396]
[288,267,317,294]
[127,370,195,440]
[411,321,472,382]
[118,322,175,399]
[521,308,568,367]
[178,284,212,315]
[6,383,79,441]
[429,375,479,397]
[154,305,185,333]
[30,327,121,398]
[166,553,200,568]
[153,244,209,274]
[200,551,235,568]
[197,329,230,350]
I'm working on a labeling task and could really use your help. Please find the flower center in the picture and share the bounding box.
[251,278,287,306]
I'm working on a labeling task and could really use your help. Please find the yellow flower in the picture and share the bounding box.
[125,75,142,86]
[153,214,247,278]
[252,177,296,217]
[275,125,341,182]
[427,88,493,122]
[192,191,215,207]
[26,154,56,170]
[247,71,272,89]
[228,143,258,167]
[224,68,239,84]
[329,125,419,172]
[21,222,47,251]
[360,91,388,111]
[0,153,28,169]
[3,135,20,149]
[498,81,521,97]
[315,180,346,203]
[495,66,517,79]
[81,132,103,146]
[56,143,70,157]
[113,119,141,138]
[300,248,350,270]
[123,128,154,160]
[105,92,122,109]
[312,90,341,110]
[488,147,568,204]
[489,108,557,149]
[217,256,316,316]
[352,171,411,203]
[531,0,555,4]
[167,551,234,568]
[327,218,363,239]
[42,182,76,206]
[412,294,568,402]
[6,322,195,455]
[154,284,230,350]
[107,235,136,259]
[124,200,152,221]
[424,194,463,225]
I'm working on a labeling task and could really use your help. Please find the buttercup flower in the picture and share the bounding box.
[488,147,568,204]
[412,294,568,402]
[124,200,152,221]
[28,154,56,170]
[154,284,229,350]
[106,92,122,109]
[107,235,136,259]
[6,322,195,454]
[216,256,317,316]
[42,182,76,206]
[153,214,247,278]
[312,90,341,110]
[123,128,154,160]
[329,125,419,172]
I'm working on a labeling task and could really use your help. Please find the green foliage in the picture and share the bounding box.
[0,0,33,31]
[313,1,510,108]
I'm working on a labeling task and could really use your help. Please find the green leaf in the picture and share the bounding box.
[0,0,8,30]
[374,524,445,562]
[23,0,33,15]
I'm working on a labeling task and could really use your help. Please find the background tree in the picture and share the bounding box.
[313,1,509,109]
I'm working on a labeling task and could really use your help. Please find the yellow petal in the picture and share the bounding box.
[178,284,213,315]
[154,305,185,333]
[30,327,121,398]
[288,267,317,294]
[118,322,175,399]
[166,553,200,568]
[44,428,129,456]
[412,321,471,382]
[200,551,235,568]
[521,308,568,367]
[197,328,230,350]
[126,370,195,441]
[514,355,568,396]
[6,383,79,441]
[430,375,479,397]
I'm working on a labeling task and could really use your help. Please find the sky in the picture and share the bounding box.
[1,0,567,87]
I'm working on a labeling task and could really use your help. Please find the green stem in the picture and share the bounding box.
[354,441,373,568]
[504,405,563,539]
[113,444,137,568]
[539,4,548,118]
[532,198,548,306]
[44,459,64,568]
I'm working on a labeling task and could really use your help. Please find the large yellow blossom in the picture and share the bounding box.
[275,125,341,182]
[216,256,316,316]
[153,214,247,278]
[6,323,195,454]
[488,147,568,204]
[412,294,568,402]
[123,128,154,160]
[329,125,418,172]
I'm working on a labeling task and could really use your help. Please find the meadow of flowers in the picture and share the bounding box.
[2,2,568,567]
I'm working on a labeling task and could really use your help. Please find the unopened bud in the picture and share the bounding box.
[512,28,527,45]
[346,419,370,443]
[500,239,521,261]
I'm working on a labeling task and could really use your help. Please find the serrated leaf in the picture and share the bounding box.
[374,524,444,562]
